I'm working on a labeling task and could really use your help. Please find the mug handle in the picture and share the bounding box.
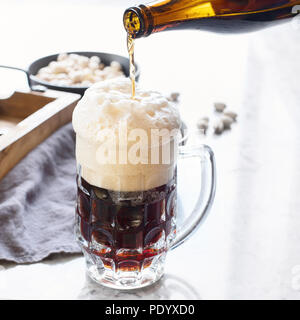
[171,144,216,250]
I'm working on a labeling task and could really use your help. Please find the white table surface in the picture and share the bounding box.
[1,0,300,300]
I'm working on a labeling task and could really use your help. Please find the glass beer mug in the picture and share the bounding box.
[73,78,216,289]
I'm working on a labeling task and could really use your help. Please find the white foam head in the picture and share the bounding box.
[72,77,181,191]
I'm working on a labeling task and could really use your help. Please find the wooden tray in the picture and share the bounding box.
[0,90,80,181]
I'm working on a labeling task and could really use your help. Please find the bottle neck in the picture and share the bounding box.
[123,5,154,38]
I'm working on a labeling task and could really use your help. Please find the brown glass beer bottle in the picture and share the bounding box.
[124,0,300,37]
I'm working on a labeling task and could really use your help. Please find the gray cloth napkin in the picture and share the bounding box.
[0,123,81,263]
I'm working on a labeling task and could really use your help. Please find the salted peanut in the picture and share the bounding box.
[197,119,209,133]
[65,58,76,67]
[214,102,226,113]
[69,70,83,83]
[48,61,57,68]
[221,115,234,129]
[90,56,100,64]
[69,53,80,61]
[224,111,238,121]
[49,62,68,74]
[213,120,224,135]
[89,61,99,70]
[102,66,113,73]
[78,56,89,68]
[38,66,51,74]
[57,53,68,61]
[168,92,180,102]
[82,72,95,82]
[110,61,122,70]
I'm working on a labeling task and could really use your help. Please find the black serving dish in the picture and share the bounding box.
[0,51,140,96]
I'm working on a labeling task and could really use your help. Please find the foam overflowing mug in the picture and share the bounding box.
[72,78,216,289]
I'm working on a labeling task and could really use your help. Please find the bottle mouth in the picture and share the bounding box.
[123,8,144,38]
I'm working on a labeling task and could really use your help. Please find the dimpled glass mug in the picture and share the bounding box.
[72,78,216,289]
